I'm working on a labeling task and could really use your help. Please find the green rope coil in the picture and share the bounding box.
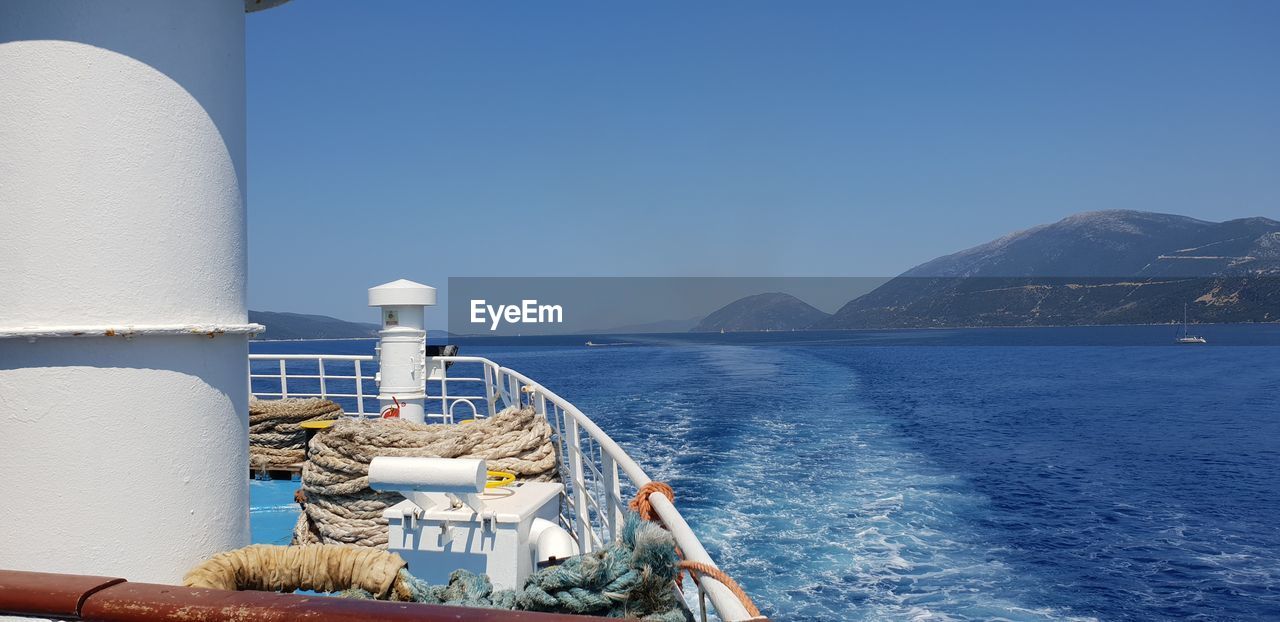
[394,515,689,621]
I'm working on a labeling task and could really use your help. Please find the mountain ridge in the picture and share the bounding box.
[902,210,1280,279]
[816,210,1280,329]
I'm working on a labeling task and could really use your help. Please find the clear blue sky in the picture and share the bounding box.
[246,1,1279,322]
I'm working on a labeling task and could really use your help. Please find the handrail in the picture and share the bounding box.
[494,365,755,622]
[248,354,499,421]
[249,354,373,361]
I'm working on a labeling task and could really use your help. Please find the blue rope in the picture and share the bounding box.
[393,515,690,621]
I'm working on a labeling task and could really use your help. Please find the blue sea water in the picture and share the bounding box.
[251,326,1280,621]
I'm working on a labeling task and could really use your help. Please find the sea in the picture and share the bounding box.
[250,325,1280,621]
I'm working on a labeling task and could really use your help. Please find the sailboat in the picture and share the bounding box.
[1176,303,1207,344]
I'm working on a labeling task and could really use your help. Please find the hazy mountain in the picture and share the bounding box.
[249,311,380,340]
[815,211,1280,328]
[693,293,830,332]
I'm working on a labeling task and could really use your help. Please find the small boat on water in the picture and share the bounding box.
[1176,303,1207,344]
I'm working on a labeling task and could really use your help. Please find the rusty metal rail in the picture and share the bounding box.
[0,569,606,622]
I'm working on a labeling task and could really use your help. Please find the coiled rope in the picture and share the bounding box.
[185,516,689,622]
[184,544,405,597]
[394,517,687,620]
[292,405,558,548]
[628,481,675,523]
[249,398,342,470]
[629,482,763,619]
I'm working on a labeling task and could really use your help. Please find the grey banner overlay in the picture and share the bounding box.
[443,277,1279,346]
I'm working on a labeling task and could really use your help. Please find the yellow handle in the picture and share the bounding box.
[486,470,516,488]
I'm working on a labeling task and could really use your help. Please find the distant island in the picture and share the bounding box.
[702,210,1279,331]
[691,292,828,332]
[250,311,458,340]
[249,311,381,340]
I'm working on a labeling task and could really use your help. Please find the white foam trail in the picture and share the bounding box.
[580,345,1095,621]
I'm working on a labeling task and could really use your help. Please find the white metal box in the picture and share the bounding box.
[384,481,564,590]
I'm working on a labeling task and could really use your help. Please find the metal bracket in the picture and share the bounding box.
[401,504,421,531]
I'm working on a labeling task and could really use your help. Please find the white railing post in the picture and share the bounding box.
[439,365,450,422]
[601,452,623,540]
[534,392,548,423]
[317,357,326,400]
[564,415,592,553]
[354,359,365,417]
[504,374,517,409]
[279,359,288,398]
[484,364,498,417]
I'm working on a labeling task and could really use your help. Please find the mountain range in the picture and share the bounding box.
[252,211,1279,337]
[895,210,1279,279]
[720,211,1280,330]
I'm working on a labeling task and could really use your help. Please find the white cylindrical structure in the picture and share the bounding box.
[530,518,579,564]
[369,457,487,495]
[0,0,263,582]
[369,279,437,424]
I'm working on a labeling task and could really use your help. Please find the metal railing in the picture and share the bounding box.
[249,354,377,416]
[248,354,499,422]
[479,359,754,621]
[246,353,754,621]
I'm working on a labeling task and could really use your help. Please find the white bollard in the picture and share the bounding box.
[368,279,437,423]
[369,457,487,494]
[0,0,284,583]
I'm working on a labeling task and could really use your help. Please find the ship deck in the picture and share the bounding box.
[246,352,758,621]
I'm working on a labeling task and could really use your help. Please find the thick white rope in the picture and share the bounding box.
[293,405,559,548]
[249,398,343,470]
